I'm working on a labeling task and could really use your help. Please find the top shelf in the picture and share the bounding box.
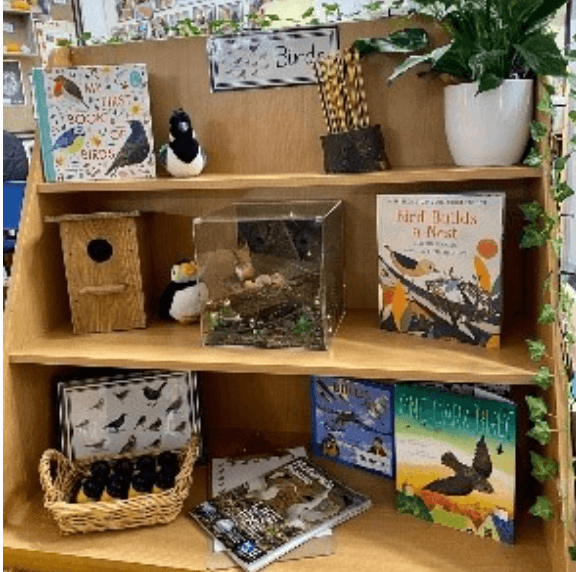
[36,165,542,193]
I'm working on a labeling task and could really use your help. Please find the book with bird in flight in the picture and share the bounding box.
[32,64,155,182]
[395,382,516,544]
[191,456,371,572]
[311,376,394,478]
[377,193,505,348]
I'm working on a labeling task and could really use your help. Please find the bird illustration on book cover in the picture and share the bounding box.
[377,193,505,348]
[33,64,156,181]
[394,383,516,544]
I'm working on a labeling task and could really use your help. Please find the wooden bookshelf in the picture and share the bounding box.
[3,15,572,572]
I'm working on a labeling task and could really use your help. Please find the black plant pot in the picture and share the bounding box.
[321,125,386,173]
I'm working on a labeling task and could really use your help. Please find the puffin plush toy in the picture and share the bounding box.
[158,109,207,178]
[159,261,209,323]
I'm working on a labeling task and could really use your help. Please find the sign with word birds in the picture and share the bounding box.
[377,193,505,348]
[33,64,155,182]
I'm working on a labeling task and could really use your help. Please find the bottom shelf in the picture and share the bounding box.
[4,460,551,572]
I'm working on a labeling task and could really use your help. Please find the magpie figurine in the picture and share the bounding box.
[106,120,150,175]
[158,108,207,178]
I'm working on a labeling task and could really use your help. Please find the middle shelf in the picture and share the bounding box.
[9,309,537,383]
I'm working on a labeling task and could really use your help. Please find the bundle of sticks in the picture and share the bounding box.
[313,48,371,134]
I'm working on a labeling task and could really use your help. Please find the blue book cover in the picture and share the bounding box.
[395,383,516,544]
[32,64,155,182]
[311,376,394,478]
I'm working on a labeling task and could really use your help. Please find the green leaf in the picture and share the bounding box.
[537,89,553,115]
[354,28,429,55]
[554,156,568,172]
[552,236,563,258]
[388,42,453,84]
[530,452,558,483]
[520,201,544,222]
[532,366,554,389]
[523,147,543,167]
[527,419,552,445]
[554,181,575,203]
[529,121,548,142]
[520,226,547,249]
[526,395,548,421]
[537,303,556,325]
[568,546,576,561]
[515,33,568,78]
[542,274,553,292]
[526,339,546,361]
[569,110,576,123]
[530,495,554,521]
[301,7,314,18]
[477,72,504,93]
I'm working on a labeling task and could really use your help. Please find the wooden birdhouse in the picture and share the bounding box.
[47,211,146,334]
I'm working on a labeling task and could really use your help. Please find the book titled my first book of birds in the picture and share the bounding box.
[377,193,505,348]
[395,383,516,544]
[32,64,155,181]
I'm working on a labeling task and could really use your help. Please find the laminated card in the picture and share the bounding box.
[33,64,155,182]
[377,193,505,348]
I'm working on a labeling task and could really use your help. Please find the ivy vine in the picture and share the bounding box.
[521,57,576,558]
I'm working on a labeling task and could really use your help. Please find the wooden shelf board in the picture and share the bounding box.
[36,166,542,193]
[9,309,537,383]
[3,463,550,572]
[3,51,39,57]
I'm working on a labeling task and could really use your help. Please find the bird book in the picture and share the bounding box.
[377,193,505,348]
[191,456,371,572]
[58,369,201,460]
[32,64,156,182]
[395,382,516,544]
[311,376,394,478]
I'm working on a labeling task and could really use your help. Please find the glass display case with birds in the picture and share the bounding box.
[193,200,345,350]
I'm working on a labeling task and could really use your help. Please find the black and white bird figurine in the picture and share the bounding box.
[158,108,207,178]
[158,260,209,323]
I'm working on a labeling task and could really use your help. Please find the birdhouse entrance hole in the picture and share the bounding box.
[87,238,114,263]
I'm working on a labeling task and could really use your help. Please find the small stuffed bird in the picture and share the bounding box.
[158,261,209,323]
[50,126,85,154]
[53,75,89,108]
[106,120,150,175]
[158,109,207,178]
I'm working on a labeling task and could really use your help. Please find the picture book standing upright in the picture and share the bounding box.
[311,376,394,477]
[395,383,516,544]
[377,193,505,348]
[32,64,155,182]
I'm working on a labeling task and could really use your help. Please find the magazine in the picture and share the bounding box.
[192,456,371,572]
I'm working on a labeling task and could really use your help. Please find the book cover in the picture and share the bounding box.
[395,383,516,544]
[311,376,394,478]
[191,457,371,572]
[32,64,155,182]
[377,193,505,348]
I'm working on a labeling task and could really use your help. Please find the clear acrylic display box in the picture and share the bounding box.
[193,200,344,350]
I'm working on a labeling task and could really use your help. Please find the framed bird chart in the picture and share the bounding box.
[207,26,338,91]
[310,376,394,478]
[377,192,505,348]
[58,369,201,460]
[32,63,155,182]
[394,382,516,544]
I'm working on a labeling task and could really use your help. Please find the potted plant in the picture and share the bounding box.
[359,0,569,167]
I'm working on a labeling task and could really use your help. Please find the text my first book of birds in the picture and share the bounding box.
[377,193,505,348]
[32,64,155,181]
[395,383,516,544]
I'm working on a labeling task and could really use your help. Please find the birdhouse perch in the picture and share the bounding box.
[46,211,146,334]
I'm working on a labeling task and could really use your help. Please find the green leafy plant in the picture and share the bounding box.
[530,495,555,521]
[382,0,569,92]
[293,313,315,336]
[530,451,559,483]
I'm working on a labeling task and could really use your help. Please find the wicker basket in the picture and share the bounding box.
[39,435,200,534]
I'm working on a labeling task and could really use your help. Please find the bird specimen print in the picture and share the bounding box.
[105,120,150,175]
[53,75,89,108]
[165,395,183,415]
[103,413,127,432]
[119,434,137,454]
[114,389,130,401]
[85,439,107,450]
[134,415,147,429]
[148,418,162,431]
[143,381,168,404]
[423,436,494,496]
[50,126,85,154]
[89,397,105,411]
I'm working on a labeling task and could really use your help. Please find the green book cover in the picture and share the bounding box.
[395,383,516,544]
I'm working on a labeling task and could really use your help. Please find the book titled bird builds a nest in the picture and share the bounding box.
[395,383,516,544]
[32,64,155,181]
[377,193,505,348]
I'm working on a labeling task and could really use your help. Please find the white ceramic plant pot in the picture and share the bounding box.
[444,79,533,167]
